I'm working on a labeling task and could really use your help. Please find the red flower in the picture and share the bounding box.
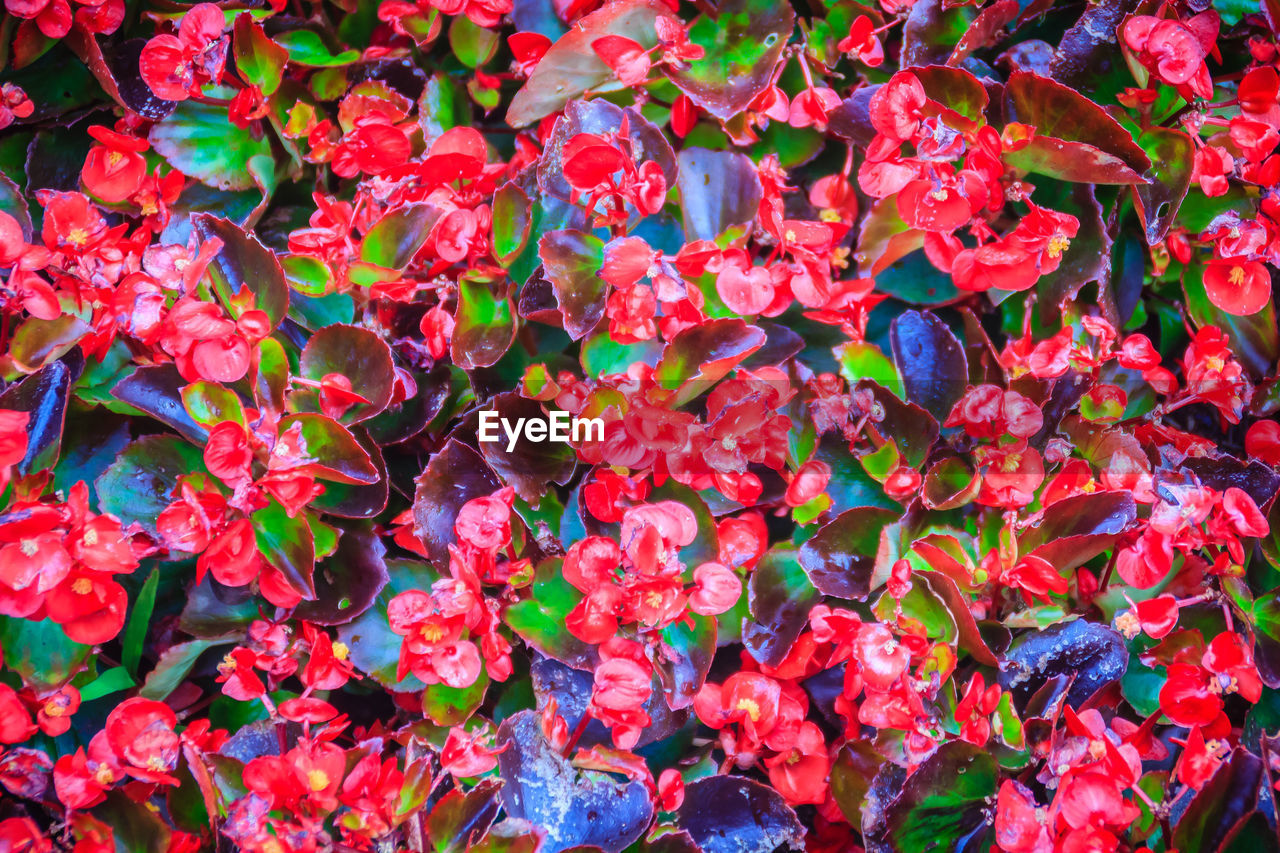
[838,15,883,67]
[593,35,651,87]
[105,698,180,784]
[590,651,653,749]
[1203,257,1271,315]
[0,683,36,744]
[996,779,1051,853]
[80,126,148,204]
[139,3,228,101]
[45,572,128,645]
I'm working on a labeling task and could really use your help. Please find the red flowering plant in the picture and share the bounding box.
[2,0,1280,850]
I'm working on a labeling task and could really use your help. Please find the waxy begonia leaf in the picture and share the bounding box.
[507,0,673,127]
[1019,490,1136,572]
[675,148,762,242]
[1134,126,1194,245]
[999,618,1127,709]
[337,559,438,691]
[310,427,389,518]
[180,380,246,431]
[359,204,440,270]
[232,14,287,96]
[475,393,577,502]
[676,776,804,853]
[531,657,685,747]
[150,95,274,192]
[1171,749,1264,853]
[650,611,716,711]
[539,230,607,341]
[493,181,532,266]
[296,324,396,424]
[423,668,490,728]
[830,740,888,828]
[112,365,206,444]
[192,215,289,330]
[277,414,379,485]
[505,559,597,671]
[274,30,360,67]
[1003,71,1150,178]
[96,435,205,535]
[744,547,820,667]
[537,99,677,205]
[139,638,226,701]
[427,779,504,853]
[10,315,90,373]
[497,710,653,853]
[0,615,92,691]
[799,507,898,600]
[251,498,317,599]
[883,741,996,851]
[412,438,502,568]
[665,0,793,120]
[654,318,766,406]
[452,274,517,370]
[914,65,988,128]
[294,523,389,626]
[889,310,967,422]
[0,356,73,474]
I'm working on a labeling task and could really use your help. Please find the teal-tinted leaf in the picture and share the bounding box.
[0,616,92,690]
[884,741,996,851]
[505,559,597,670]
[539,230,606,341]
[675,148,762,242]
[96,435,206,535]
[1134,126,1193,245]
[0,356,73,474]
[452,275,516,370]
[150,93,274,191]
[337,558,440,691]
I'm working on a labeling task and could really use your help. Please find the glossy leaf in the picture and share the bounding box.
[150,94,274,191]
[277,414,379,484]
[96,436,206,535]
[427,779,504,853]
[452,275,516,370]
[0,356,73,473]
[505,559,596,670]
[744,548,820,667]
[883,741,996,851]
[412,439,502,568]
[675,148,762,242]
[296,324,396,423]
[654,318,766,406]
[497,710,653,853]
[676,776,804,853]
[539,230,607,341]
[666,0,792,120]
[1134,127,1194,245]
[476,393,577,502]
[889,310,967,422]
[294,523,389,625]
[998,618,1127,709]
[192,215,289,330]
[113,364,206,444]
[507,0,672,126]
[337,559,440,691]
[799,507,898,600]
[251,499,317,599]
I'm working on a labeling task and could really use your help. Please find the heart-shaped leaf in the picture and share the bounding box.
[799,507,899,600]
[505,559,597,671]
[497,710,653,853]
[507,0,671,126]
[889,310,967,423]
[192,215,289,330]
[665,0,793,121]
[452,274,516,370]
[675,148,762,242]
[96,436,206,535]
[475,393,577,502]
[676,776,804,853]
[539,230,607,341]
[412,439,502,567]
[294,523,389,626]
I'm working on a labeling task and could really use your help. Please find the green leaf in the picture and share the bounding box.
[650,612,716,710]
[452,274,516,370]
[1133,126,1194,245]
[141,639,225,701]
[0,616,92,690]
[150,92,275,191]
[884,741,996,850]
[505,559,597,670]
[338,558,440,691]
[282,254,335,296]
[233,13,288,95]
[192,215,290,330]
[665,0,793,120]
[123,568,159,677]
[492,182,532,267]
[448,15,500,67]
[275,30,360,66]
[654,318,766,406]
[296,324,397,424]
[10,315,90,372]
[507,0,670,126]
[251,499,317,599]
[96,435,206,536]
[423,668,490,727]
[837,341,904,399]
[359,204,439,269]
[181,380,246,429]
[743,548,819,667]
[80,666,136,702]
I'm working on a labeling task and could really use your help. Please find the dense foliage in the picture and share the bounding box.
[1,0,1280,850]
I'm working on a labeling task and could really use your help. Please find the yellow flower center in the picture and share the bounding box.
[83,528,98,546]
[94,766,116,786]
[72,577,93,595]
[67,227,89,246]
[332,641,349,661]
[420,623,444,644]
[1047,235,1071,258]
[735,698,761,722]
[19,539,38,557]
[307,769,330,792]
[930,189,949,201]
